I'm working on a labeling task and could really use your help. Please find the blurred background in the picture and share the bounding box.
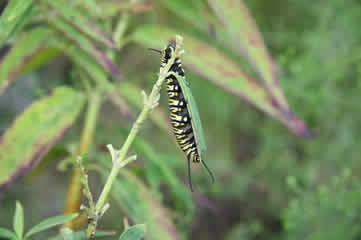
[1,0,361,239]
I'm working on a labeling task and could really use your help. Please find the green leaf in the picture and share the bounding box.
[43,0,115,48]
[25,213,78,238]
[52,38,111,86]
[0,0,34,44]
[0,87,85,190]
[49,18,121,79]
[13,201,24,239]
[0,228,17,239]
[118,224,146,240]
[132,25,311,137]
[52,38,127,120]
[0,28,51,95]
[208,0,290,112]
[176,72,207,159]
[20,47,61,76]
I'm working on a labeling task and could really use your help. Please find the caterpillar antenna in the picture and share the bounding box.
[148,48,162,54]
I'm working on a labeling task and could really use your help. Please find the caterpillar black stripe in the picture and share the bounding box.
[151,40,214,191]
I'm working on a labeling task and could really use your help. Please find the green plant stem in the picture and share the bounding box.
[113,0,138,47]
[63,89,103,229]
[113,13,129,46]
[79,91,103,154]
[95,70,167,213]
[86,46,176,239]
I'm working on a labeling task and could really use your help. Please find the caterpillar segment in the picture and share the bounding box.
[156,40,214,191]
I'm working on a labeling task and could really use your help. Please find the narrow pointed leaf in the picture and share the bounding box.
[132,25,310,137]
[13,201,24,239]
[0,28,51,95]
[0,228,16,239]
[52,39,112,87]
[0,0,34,44]
[208,0,290,112]
[0,87,85,191]
[43,0,114,48]
[158,0,238,54]
[52,38,127,115]
[118,224,146,240]
[19,47,61,76]
[25,213,78,238]
[49,18,121,80]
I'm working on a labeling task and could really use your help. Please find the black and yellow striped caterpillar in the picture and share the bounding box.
[151,40,214,191]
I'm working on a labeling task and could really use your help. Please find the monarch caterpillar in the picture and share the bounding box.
[150,39,215,191]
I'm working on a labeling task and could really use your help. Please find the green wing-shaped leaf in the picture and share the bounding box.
[25,213,78,238]
[118,224,146,240]
[176,73,206,158]
[0,87,85,190]
[13,201,24,239]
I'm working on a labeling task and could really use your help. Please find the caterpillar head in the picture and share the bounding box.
[162,40,176,64]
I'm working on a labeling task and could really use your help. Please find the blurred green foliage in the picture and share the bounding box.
[0,0,361,239]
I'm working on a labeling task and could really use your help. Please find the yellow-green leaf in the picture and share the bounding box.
[25,213,78,238]
[0,87,85,191]
[13,201,24,239]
